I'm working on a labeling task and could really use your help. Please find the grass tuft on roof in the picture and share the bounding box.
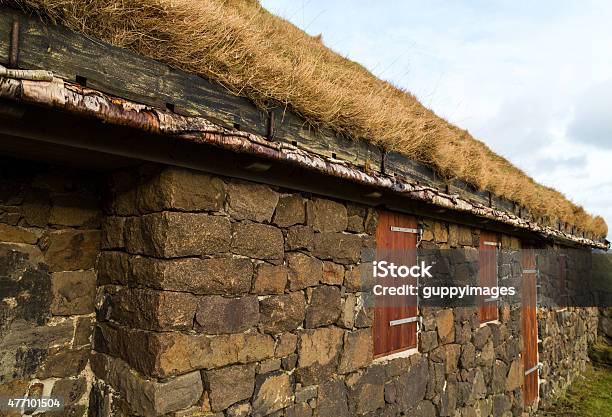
[3,0,607,237]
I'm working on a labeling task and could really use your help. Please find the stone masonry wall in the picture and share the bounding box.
[92,164,559,417]
[0,157,101,416]
[535,246,598,408]
[0,158,598,417]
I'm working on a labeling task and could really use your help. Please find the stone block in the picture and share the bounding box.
[506,359,523,391]
[344,263,374,292]
[306,198,347,232]
[125,212,230,258]
[317,379,349,417]
[49,195,99,226]
[473,325,492,349]
[204,364,255,411]
[364,209,378,234]
[414,400,437,417]
[392,358,428,412]
[305,286,341,328]
[431,344,460,374]
[73,316,93,347]
[97,251,129,285]
[111,287,197,331]
[419,331,438,353]
[226,402,252,417]
[252,372,293,416]
[106,170,138,215]
[285,225,314,250]
[346,366,385,415]
[232,222,284,261]
[273,194,305,227]
[195,295,259,334]
[339,293,357,329]
[260,292,306,334]
[321,261,344,285]
[0,224,38,244]
[21,188,51,227]
[51,271,96,315]
[436,309,455,344]
[313,232,363,264]
[252,264,289,294]
[91,353,202,415]
[297,327,343,383]
[287,252,322,290]
[37,347,89,379]
[51,377,86,405]
[96,323,274,378]
[138,167,225,212]
[295,385,317,403]
[477,340,495,367]
[257,358,281,374]
[101,216,126,249]
[434,222,448,243]
[460,342,476,369]
[130,256,253,295]
[43,230,100,272]
[458,226,473,246]
[227,181,279,222]
[491,360,508,394]
[338,329,372,373]
[282,354,298,371]
[275,332,298,358]
[286,403,313,417]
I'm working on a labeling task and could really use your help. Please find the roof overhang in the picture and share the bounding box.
[0,76,608,250]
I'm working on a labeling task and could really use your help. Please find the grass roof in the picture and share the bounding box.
[4,0,607,237]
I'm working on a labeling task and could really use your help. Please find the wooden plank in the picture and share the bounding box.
[479,231,499,323]
[273,108,383,171]
[521,246,539,406]
[384,151,439,186]
[373,210,418,358]
[450,178,490,206]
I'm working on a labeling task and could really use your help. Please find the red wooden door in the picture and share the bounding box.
[479,231,499,323]
[373,210,418,358]
[522,246,539,405]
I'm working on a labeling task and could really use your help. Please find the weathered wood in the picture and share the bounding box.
[0,7,383,171]
[383,150,439,186]
[449,178,490,206]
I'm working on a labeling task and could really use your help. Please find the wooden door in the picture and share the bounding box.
[479,231,499,323]
[373,210,418,358]
[522,246,539,405]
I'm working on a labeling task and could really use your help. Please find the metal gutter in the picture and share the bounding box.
[0,76,608,250]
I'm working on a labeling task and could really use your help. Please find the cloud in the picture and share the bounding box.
[568,79,612,148]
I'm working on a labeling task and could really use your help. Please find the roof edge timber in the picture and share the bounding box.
[0,76,607,250]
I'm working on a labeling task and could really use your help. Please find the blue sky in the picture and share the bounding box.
[261,0,612,239]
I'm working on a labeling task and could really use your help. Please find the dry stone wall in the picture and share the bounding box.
[0,158,598,417]
[0,157,101,416]
[92,164,569,417]
[535,247,598,408]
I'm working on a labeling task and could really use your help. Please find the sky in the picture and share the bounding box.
[261,0,612,240]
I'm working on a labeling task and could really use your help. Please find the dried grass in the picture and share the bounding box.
[4,0,607,237]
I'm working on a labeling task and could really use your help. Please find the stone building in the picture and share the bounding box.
[0,5,609,417]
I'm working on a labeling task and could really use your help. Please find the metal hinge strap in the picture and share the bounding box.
[390,226,420,234]
[390,316,419,326]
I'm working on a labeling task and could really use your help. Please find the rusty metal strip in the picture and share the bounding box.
[0,76,607,250]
